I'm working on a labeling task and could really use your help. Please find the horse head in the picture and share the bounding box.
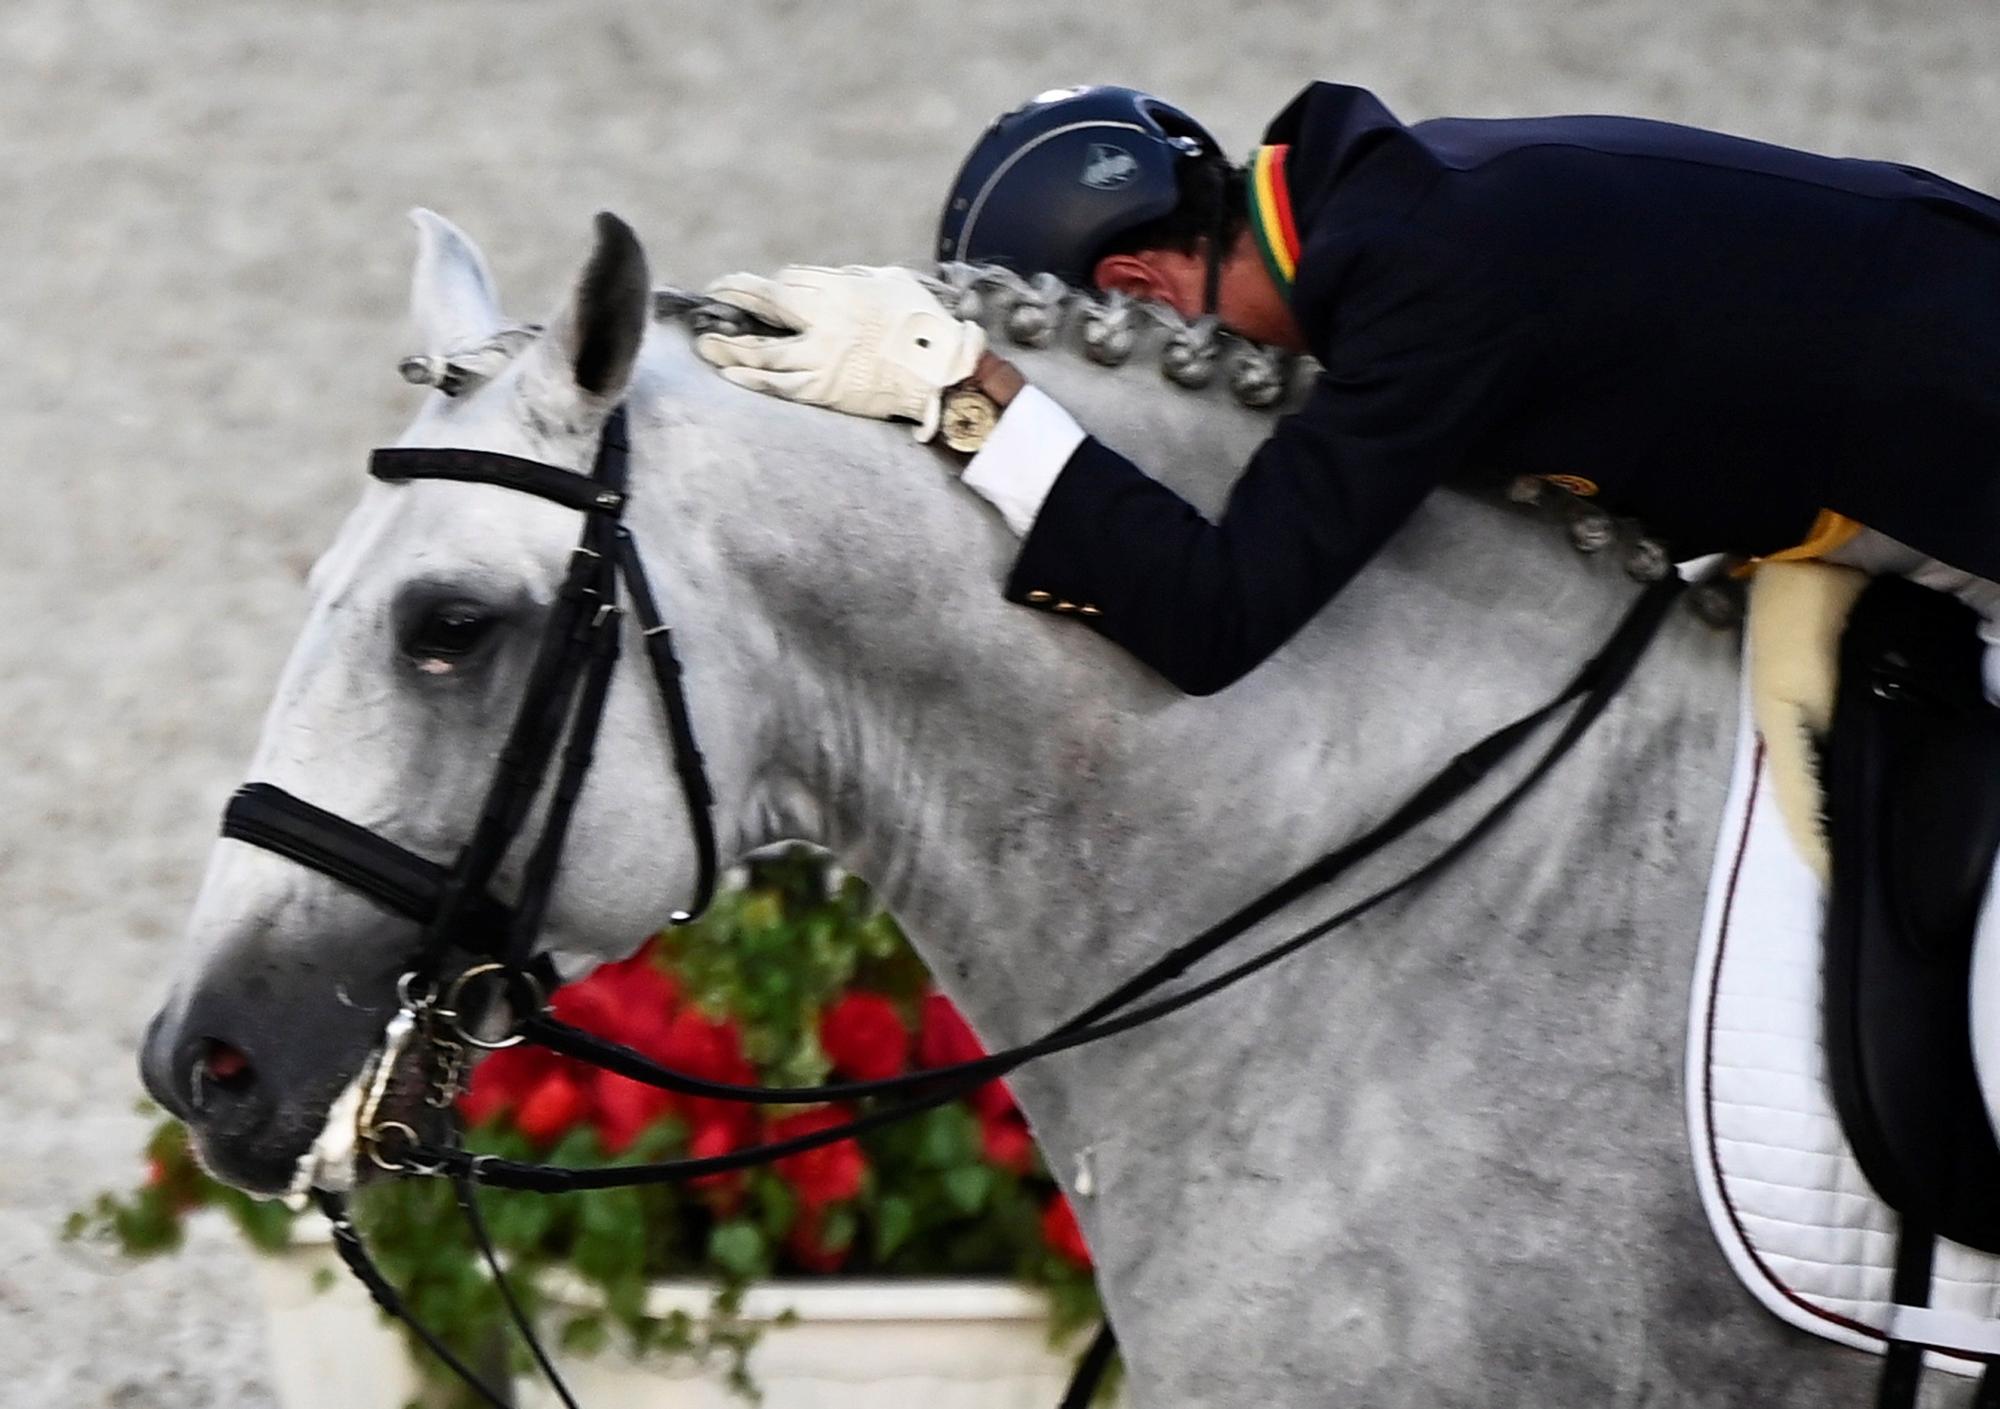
[137,211,756,1192]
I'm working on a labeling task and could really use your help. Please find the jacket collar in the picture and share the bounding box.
[1244,84,1419,297]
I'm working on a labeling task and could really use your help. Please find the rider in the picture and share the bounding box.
[695,84,2000,697]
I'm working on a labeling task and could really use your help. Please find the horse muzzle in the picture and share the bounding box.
[138,939,410,1197]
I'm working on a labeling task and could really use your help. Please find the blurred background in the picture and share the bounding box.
[5,0,2000,1402]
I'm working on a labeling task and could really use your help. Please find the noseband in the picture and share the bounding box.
[221,408,720,1038]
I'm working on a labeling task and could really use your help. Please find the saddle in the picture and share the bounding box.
[1822,576,2000,1403]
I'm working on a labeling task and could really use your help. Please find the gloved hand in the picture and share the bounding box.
[695,265,986,441]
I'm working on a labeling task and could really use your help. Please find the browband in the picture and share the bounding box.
[370,446,627,516]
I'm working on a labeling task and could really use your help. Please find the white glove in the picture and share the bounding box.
[695,265,986,440]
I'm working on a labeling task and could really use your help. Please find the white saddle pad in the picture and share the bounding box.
[1686,690,2000,1370]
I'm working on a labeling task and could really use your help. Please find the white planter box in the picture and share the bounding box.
[258,1224,1110,1409]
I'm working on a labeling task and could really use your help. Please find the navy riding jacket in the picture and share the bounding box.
[1003,83,2000,695]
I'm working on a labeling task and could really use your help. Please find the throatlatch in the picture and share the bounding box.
[216,405,1684,1409]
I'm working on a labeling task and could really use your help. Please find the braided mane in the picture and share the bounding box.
[395,266,1712,599]
[402,264,1310,412]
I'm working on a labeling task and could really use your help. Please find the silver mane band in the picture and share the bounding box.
[401,266,1704,598]
[401,264,1309,412]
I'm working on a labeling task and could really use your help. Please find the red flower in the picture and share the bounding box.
[599,951,682,1020]
[785,1206,852,1273]
[916,993,983,1067]
[769,1107,868,1209]
[590,1069,676,1154]
[652,1000,752,1136]
[458,1044,560,1127]
[614,1006,678,1070]
[970,1077,1018,1121]
[514,1071,588,1146]
[1042,1193,1092,1268]
[550,951,681,1051]
[660,1008,759,1140]
[819,992,910,1082]
[687,1117,749,1209]
[980,1113,1036,1175]
[916,993,1014,1118]
[549,973,628,1039]
[659,1008,751,1081]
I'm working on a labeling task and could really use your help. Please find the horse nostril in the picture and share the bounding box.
[191,1039,257,1110]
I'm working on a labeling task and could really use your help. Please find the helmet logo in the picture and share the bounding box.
[1080,143,1140,190]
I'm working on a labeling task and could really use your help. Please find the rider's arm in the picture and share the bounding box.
[960,383,1087,534]
[963,237,1536,697]
[970,380,1444,696]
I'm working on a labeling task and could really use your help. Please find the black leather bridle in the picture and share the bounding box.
[214,409,1685,1409]
[223,407,719,1007]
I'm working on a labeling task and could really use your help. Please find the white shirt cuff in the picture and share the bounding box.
[959,385,1086,537]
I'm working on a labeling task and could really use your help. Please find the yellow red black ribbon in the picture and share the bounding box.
[1247,145,1301,293]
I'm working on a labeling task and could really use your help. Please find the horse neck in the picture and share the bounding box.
[627,331,1663,1041]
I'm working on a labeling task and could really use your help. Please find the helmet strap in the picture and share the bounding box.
[1201,173,1229,317]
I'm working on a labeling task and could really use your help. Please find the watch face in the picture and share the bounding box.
[940,388,1000,453]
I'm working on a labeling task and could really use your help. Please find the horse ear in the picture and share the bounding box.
[408,209,505,356]
[533,211,651,409]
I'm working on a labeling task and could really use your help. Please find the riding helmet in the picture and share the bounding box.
[936,86,1224,287]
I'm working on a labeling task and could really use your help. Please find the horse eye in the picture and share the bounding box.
[404,601,497,670]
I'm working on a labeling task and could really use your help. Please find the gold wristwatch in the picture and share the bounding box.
[936,353,1021,455]
[939,382,1001,453]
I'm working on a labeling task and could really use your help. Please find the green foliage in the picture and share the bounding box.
[663,853,921,1083]
[706,1221,768,1280]
[73,850,1111,1404]
[66,1118,295,1259]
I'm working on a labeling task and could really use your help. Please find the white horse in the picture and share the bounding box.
[142,211,1940,1405]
